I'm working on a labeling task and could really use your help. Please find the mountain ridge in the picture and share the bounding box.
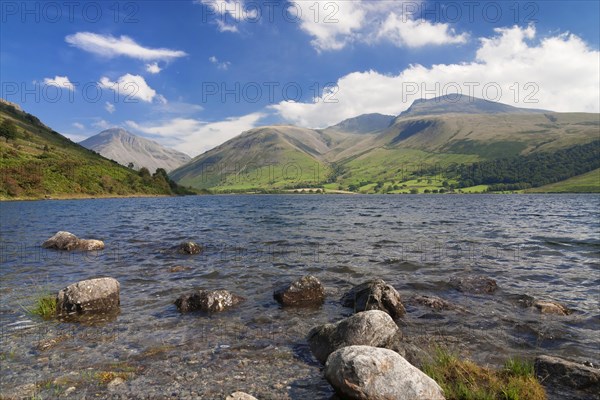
[80,128,191,172]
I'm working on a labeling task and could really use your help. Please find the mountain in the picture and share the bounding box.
[324,113,395,134]
[0,101,193,199]
[80,128,191,172]
[170,96,599,193]
[398,95,548,118]
[170,125,333,190]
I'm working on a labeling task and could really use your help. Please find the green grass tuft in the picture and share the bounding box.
[27,294,57,320]
[423,347,546,400]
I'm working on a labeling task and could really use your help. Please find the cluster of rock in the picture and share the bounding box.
[40,232,591,399]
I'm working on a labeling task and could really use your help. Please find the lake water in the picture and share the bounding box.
[1,194,599,398]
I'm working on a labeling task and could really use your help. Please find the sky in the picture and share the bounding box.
[1,0,599,157]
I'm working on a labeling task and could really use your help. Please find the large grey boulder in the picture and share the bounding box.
[175,290,245,313]
[56,277,120,315]
[325,345,446,400]
[341,279,406,319]
[307,310,400,364]
[274,275,325,307]
[535,355,599,398]
[449,275,497,294]
[42,231,104,251]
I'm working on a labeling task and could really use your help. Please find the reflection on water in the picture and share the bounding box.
[1,194,599,397]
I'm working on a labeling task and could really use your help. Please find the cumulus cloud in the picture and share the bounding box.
[98,74,164,103]
[125,112,265,156]
[105,102,116,114]
[72,122,85,130]
[272,25,600,127]
[146,62,162,74]
[293,0,467,52]
[43,76,75,91]
[65,32,187,61]
[209,55,231,70]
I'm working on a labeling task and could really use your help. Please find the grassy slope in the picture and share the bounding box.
[0,104,191,200]
[170,112,600,194]
[171,126,332,192]
[525,169,600,193]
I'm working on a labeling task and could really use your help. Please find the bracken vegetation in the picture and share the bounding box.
[0,102,195,199]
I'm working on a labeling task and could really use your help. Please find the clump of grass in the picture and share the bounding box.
[26,294,57,320]
[423,347,546,400]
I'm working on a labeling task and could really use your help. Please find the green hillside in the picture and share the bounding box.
[525,169,600,193]
[170,100,600,194]
[170,126,333,193]
[0,102,194,200]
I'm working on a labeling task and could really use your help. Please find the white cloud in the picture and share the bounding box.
[375,13,468,48]
[43,76,75,91]
[105,102,116,114]
[72,122,85,130]
[146,62,162,74]
[272,25,600,127]
[293,0,467,52]
[92,119,111,130]
[65,32,187,61]
[195,0,257,32]
[209,55,231,70]
[125,112,265,156]
[98,74,163,103]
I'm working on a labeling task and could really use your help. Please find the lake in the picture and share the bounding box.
[1,194,599,398]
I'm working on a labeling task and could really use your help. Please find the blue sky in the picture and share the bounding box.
[1,0,599,156]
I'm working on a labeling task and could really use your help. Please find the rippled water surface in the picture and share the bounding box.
[1,194,599,398]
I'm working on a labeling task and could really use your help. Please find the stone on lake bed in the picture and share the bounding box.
[325,345,446,400]
[412,295,458,311]
[449,275,498,294]
[56,277,120,315]
[168,265,192,273]
[178,241,203,255]
[226,392,258,400]
[273,275,325,307]
[535,355,600,397]
[42,231,104,251]
[307,310,400,364]
[175,290,245,313]
[341,278,406,319]
[534,300,571,316]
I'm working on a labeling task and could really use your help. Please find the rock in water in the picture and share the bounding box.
[175,290,245,313]
[226,392,258,400]
[534,300,571,316]
[307,310,400,364]
[449,275,498,294]
[412,295,458,311]
[325,345,446,400]
[341,279,405,319]
[42,231,104,251]
[535,355,599,398]
[56,277,120,315]
[274,275,325,307]
[178,241,203,255]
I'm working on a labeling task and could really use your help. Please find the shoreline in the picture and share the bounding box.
[2,191,599,202]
